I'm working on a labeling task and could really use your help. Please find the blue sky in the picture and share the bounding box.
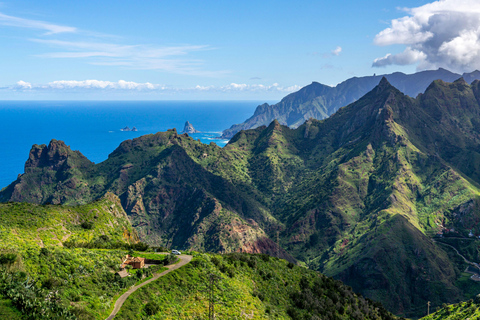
[0,0,478,100]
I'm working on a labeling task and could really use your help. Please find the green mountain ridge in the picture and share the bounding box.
[1,131,293,261]
[4,77,480,317]
[221,68,480,139]
[0,198,398,319]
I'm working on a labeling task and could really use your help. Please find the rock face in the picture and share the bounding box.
[182,121,200,133]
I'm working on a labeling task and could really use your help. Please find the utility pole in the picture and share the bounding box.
[427,301,431,316]
[276,230,280,258]
[207,273,220,320]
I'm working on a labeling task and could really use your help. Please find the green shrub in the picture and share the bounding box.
[81,221,94,229]
[0,253,16,264]
[42,277,60,289]
[163,254,178,265]
[40,247,50,256]
[144,301,159,316]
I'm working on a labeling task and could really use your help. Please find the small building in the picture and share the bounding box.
[116,270,129,278]
[130,257,145,269]
[120,255,146,269]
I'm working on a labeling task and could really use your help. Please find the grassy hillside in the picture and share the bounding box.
[421,297,480,320]
[0,194,170,319]
[5,78,480,316]
[0,192,397,319]
[0,192,138,251]
[115,252,398,320]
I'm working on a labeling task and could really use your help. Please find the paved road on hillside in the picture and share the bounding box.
[434,240,478,267]
[105,254,192,320]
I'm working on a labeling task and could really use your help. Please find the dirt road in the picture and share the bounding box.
[105,254,192,320]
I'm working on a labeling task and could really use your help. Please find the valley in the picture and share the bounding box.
[5,0,480,318]
[4,77,480,317]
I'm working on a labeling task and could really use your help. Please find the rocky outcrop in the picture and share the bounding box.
[25,139,91,172]
[3,140,95,204]
[182,121,200,133]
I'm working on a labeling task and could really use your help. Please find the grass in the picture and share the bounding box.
[0,294,23,319]
[421,298,480,320]
[115,252,396,320]
[5,79,480,318]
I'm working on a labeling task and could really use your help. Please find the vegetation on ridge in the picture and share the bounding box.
[220,68,479,138]
[5,78,480,316]
[0,193,169,319]
[0,196,398,319]
[421,296,480,320]
[115,252,398,320]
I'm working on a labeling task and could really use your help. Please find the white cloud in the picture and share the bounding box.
[216,82,299,93]
[0,12,76,34]
[44,80,157,90]
[373,0,480,72]
[313,46,343,58]
[6,80,300,94]
[15,80,32,89]
[373,47,427,67]
[30,38,218,75]
[0,12,224,77]
[332,46,342,56]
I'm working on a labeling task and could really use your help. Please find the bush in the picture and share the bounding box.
[42,277,60,289]
[81,221,94,229]
[0,253,17,264]
[144,301,160,315]
[163,254,178,265]
[211,256,221,266]
[40,247,50,256]
[247,258,257,269]
[130,242,149,251]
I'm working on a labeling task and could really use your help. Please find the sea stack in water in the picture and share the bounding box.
[182,121,200,133]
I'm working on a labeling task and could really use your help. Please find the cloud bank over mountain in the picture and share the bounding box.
[373,0,480,73]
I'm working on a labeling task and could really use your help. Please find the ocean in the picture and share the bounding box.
[0,100,263,189]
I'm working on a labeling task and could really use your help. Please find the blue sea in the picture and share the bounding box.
[0,101,264,189]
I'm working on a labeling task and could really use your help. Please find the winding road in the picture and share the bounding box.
[106,254,192,320]
[434,240,478,267]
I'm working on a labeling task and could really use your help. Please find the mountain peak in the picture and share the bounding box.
[373,77,397,95]
[454,77,468,85]
[25,139,90,172]
[378,76,392,88]
[266,119,283,132]
[221,68,480,139]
